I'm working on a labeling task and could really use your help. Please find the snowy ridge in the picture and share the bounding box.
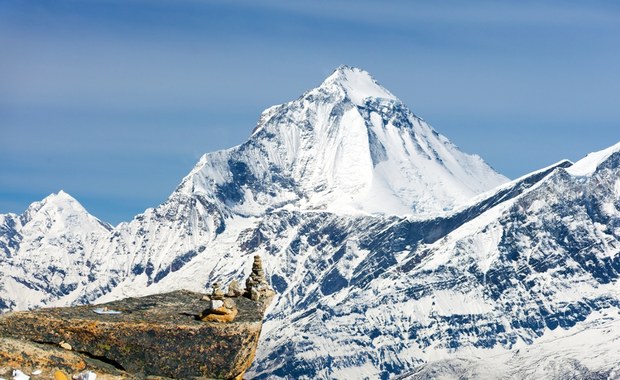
[1,66,620,379]
[566,141,620,177]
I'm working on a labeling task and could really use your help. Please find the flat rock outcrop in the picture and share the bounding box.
[0,290,266,379]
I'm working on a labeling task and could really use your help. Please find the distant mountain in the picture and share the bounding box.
[1,67,619,379]
[0,191,111,310]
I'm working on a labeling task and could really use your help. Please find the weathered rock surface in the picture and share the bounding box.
[0,290,265,379]
[0,336,131,379]
[0,337,88,377]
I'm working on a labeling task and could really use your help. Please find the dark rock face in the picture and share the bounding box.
[0,290,265,379]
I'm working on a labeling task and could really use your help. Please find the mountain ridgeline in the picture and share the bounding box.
[1,66,619,379]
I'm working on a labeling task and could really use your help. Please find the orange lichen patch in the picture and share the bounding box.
[54,370,70,380]
[201,307,239,323]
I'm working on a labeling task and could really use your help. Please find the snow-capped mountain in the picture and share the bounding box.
[0,191,112,310]
[2,66,620,379]
[178,65,507,217]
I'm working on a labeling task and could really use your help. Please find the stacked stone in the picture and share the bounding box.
[245,256,275,307]
[211,282,225,300]
[200,282,238,323]
[200,255,275,322]
[226,279,243,297]
[246,256,267,288]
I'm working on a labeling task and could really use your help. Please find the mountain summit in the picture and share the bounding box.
[317,65,397,106]
[180,66,508,216]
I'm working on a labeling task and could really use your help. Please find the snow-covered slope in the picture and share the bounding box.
[398,311,620,379]
[247,142,620,379]
[1,66,619,379]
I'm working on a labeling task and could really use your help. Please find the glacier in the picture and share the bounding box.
[2,66,620,379]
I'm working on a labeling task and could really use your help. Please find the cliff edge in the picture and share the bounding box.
[0,256,274,380]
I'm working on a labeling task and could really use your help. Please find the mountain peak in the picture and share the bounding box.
[319,65,396,106]
[184,66,508,217]
[23,190,75,216]
[35,190,82,213]
[21,190,111,231]
[45,189,74,202]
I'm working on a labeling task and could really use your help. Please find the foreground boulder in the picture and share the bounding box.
[0,289,267,379]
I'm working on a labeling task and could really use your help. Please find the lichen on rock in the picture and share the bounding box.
[0,291,265,379]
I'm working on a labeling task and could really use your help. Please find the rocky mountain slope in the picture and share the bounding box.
[2,66,619,379]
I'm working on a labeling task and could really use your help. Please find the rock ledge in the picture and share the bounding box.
[0,290,266,379]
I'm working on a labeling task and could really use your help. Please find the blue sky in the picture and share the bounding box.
[1,0,619,225]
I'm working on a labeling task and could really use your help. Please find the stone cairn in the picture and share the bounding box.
[245,255,276,313]
[200,255,275,323]
[200,282,238,323]
[226,279,243,297]
[245,255,268,300]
